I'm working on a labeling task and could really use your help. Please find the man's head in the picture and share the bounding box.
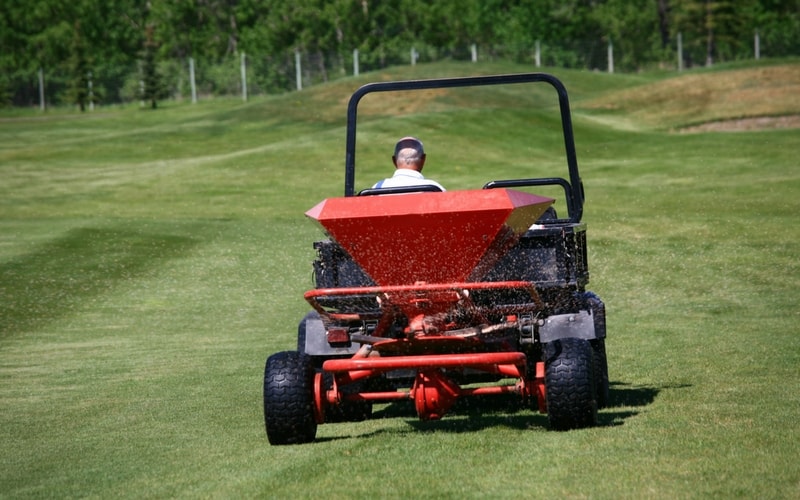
[393,136,426,171]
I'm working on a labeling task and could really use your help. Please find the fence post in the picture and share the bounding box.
[535,40,541,68]
[240,52,248,101]
[754,30,760,60]
[471,43,477,62]
[607,39,614,73]
[38,68,45,111]
[189,57,197,103]
[677,32,683,72]
[138,60,145,107]
[411,47,417,66]
[88,71,94,111]
[353,49,359,76]
[295,49,302,91]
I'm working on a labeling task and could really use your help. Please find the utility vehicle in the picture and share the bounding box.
[263,73,608,445]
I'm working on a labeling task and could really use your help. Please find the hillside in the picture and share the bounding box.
[222,59,800,134]
[3,59,797,207]
[578,60,800,131]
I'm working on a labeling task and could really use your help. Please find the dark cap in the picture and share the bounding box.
[394,136,425,156]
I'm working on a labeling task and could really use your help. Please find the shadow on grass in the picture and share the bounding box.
[0,226,199,338]
[607,381,663,407]
[599,381,674,427]
[315,380,680,442]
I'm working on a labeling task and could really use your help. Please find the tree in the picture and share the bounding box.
[141,25,165,109]
[751,0,800,57]
[1,0,799,105]
[657,0,672,49]
[67,22,91,111]
[592,0,664,70]
[672,0,750,67]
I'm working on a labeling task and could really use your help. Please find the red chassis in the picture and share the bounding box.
[305,280,549,422]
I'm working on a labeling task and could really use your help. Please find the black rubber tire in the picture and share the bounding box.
[581,291,609,409]
[544,337,598,430]
[591,338,609,409]
[263,351,317,445]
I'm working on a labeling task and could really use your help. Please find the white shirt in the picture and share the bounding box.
[372,169,446,191]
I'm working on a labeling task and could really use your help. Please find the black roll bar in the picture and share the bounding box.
[344,73,584,222]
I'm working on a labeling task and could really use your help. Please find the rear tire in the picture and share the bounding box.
[591,338,609,409]
[263,351,317,445]
[580,291,609,409]
[544,337,598,430]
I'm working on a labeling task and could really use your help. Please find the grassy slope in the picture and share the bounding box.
[581,58,800,130]
[1,60,798,498]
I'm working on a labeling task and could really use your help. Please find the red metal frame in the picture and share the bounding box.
[305,280,541,336]
[305,280,547,421]
[316,350,546,422]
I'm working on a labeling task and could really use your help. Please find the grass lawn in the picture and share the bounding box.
[1,60,798,498]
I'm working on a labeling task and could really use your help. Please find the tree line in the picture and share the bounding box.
[2,0,798,108]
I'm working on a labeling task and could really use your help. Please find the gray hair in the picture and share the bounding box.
[396,147,423,165]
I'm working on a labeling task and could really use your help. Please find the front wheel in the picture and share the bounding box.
[544,337,598,430]
[263,351,317,445]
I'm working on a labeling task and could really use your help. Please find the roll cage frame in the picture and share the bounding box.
[342,73,585,223]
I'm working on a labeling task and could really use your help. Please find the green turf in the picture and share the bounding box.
[1,61,798,498]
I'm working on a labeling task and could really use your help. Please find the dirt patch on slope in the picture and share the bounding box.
[681,114,800,132]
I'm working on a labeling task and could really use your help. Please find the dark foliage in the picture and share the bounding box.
[1,0,797,106]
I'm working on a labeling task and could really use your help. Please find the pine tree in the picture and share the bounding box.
[141,25,162,109]
[68,22,90,111]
